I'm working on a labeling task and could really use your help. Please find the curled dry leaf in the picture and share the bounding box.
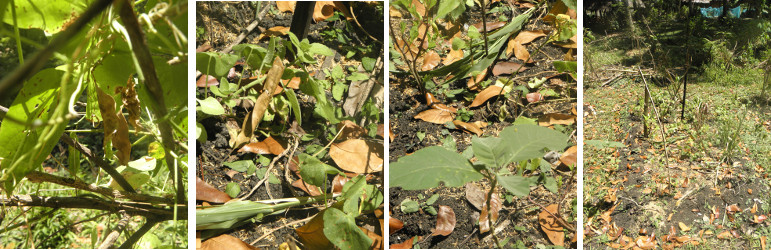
[470,85,503,107]
[425,92,442,107]
[258,26,290,41]
[388,125,395,142]
[331,174,350,195]
[433,205,456,236]
[538,113,576,126]
[421,50,441,71]
[200,234,260,250]
[96,86,131,166]
[296,212,333,249]
[539,204,565,247]
[492,61,527,76]
[313,1,337,22]
[726,204,742,214]
[465,183,486,210]
[197,75,219,87]
[754,214,767,224]
[635,234,657,250]
[526,92,544,103]
[235,57,284,147]
[389,5,402,18]
[513,30,548,44]
[196,177,231,203]
[238,136,287,155]
[120,76,143,130]
[276,1,295,13]
[479,192,502,234]
[390,237,417,249]
[559,145,577,167]
[330,139,384,173]
[471,21,507,32]
[467,70,487,91]
[414,109,455,124]
[281,76,302,89]
[389,217,404,235]
[337,120,368,141]
[453,120,483,136]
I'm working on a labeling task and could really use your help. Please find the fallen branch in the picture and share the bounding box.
[0,195,187,220]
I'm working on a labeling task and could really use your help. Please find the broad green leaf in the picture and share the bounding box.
[436,0,461,20]
[543,176,558,193]
[284,88,302,126]
[553,61,577,74]
[332,82,347,101]
[497,174,531,197]
[196,52,239,79]
[497,124,568,164]
[346,72,369,81]
[2,0,89,33]
[452,37,466,50]
[361,57,376,72]
[400,198,420,213]
[225,182,241,198]
[223,160,255,172]
[299,153,338,188]
[471,136,505,168]
[197,200,273,230]
[426,194,440,205]
[390,146,482,190]
[197,97,225,115]
[361,184,383,212]
[232,44,267,71]
[308,43,334,56]
[196,122,207,143]
[323,208,373,250]
[339,175,366,215]
[560,0,577,10]
[136,233,161,249]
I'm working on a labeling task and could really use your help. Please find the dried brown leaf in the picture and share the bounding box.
[235,57,284,147]
[513,30,548,44]
[467,70,487,91]
[465,183,486,210]
[331,175,350,195]
[296,212,333,249]
[470,86,503,107]
[196,177,231,203]
[276,1,296,13]
[360,226,384,250]
[197,74,219,87]
[292,179,322,196]
[120,77,143,130]
[389,217,404,235]
[512,41,531,62]
[471,21,507,32]
[390,237,416,249]
[238,136,287,155]
[96,86,131,166]
[433,205,456,236]
[443,48,464,65]
[538,113,576,126]
[421,50,441,71]
[200,234,260,250]
[539,204,565,247]
[313,1,336,22]
[559,145,577,167]
[414,109,455,124]
[330,139,384,173]
[492,61,527,76]
[479,192,501,233]
[258,26,290,41]
[525,92,544,103]
[453,120,483,136]
[337,120,368,141]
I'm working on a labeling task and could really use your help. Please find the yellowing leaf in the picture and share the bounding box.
[200,234,259,250]
[513,30,548,44]
[330,139,384,173]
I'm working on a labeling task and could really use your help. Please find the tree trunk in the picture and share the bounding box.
[625,0,637,34]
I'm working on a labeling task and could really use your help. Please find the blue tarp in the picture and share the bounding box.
[700,6,747,18]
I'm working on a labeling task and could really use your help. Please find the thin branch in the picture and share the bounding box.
[0,195,187,220]
[119,218,160,249]
[116,0,184,203]
[60,134,135,193]
[25,171,173,204]
[98,211,130,249]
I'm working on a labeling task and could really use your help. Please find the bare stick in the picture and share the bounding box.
[25,171,173,204]
[250,216,312,245]
[98,211,130,249]
[240,146,291,200]
[221,3,271,54]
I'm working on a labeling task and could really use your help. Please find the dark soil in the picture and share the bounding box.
[389,2,578,249]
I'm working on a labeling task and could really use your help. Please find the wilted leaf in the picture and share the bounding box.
[119,77,143,130]
[513,30,548,44]
[292,179,322,196]
[389,217,404,235]
[470,85,503,107]
[238,137,287,155]
[390,237,417,249]
[539,204,564,247]
[197,74,219,87]
[196,177,231,203]
[492,61,527,76]
[433,205,456,236]
[538,113,576,126]
[313,1,337,22]
[453,120,483,136]
[421,50,441,71]
[96,86,131,166]
[258,26,290,41]
[200,234,259,250]
[559,145,577,167]
[235,57,284,147]
[414,109,455,124]
[296,212,333,249]
[330,139,384,173]
[465,183,486,210]
[276,1,295,13]
[479,192,501,233]
[726,204,742,214]
[525,92,544,103]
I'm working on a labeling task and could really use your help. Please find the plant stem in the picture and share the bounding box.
[481,0,489,57]
[486,174,501,248]
[10,0,23,64]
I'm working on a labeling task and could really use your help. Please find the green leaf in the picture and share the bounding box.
[2,0,89,33]
[127,157,157,171]
[426,194,440,205]
[196,122,207,143]
[390,146,482,190]
[196,52,239,79]
[497,174,531,197]
[197,97,225,115]
[232,44,267,70]
[543,176,558,193]
[331,65,345,80]
[346,72,369,81]
[468,25,480,39]
[497,124,568,164]
[284,88,302,126]
[299,153,337,188]
[223,160,255,172]
[472,136,505,168]
[400,198,420,213]
[309,43,335,56]
[553,61,577,74]
[452,37,466,50]
[197,200,273,230]
[560,0,577,10]
[323,208,373,250]
[332,82,347,101]
[225,182,241,198]
[361,57,376,72]
[339,176,367,215]
[436,0,461,19]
